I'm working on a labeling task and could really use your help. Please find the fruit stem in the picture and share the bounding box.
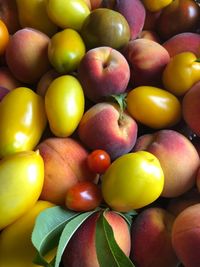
[109,93,127,121]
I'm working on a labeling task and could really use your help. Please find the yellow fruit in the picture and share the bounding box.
[16,0,58,36]
[46,0,90,31]
[126,86,181,129]
[48,28,86,74]
[102,151,164,211]
[143,0,173,12]
[45,75,85,137]
[0,150,44,230]
[0,200,55,267]
[0,87,47,158]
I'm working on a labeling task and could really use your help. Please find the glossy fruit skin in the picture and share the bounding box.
[80,8,130,49]
[0,200,55,267]
[0,87,47,158]
[157,0,200,40]
[126,86,181,129]
[87,149,111,174]
[46,0,90,31]
[48,28,86,74]
[0,19,9,55]
[162,52,200,96]
[101,151,164,212]
[45,75,85,137]
[0,150,44,230]
[65,181,102,212]
[16,0,58,37]
[142,0,173,12]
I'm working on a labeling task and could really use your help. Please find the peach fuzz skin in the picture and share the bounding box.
[182,81,200,137]
[78,102,138,160]
[37,137,97,205]
[133,129,200,198]
[163,32,200,57]
[78,46,130,103]
[62,210,131,267]
[5,28,51,84]
[0,67,22,90]
[123,38,170,87]
[172,203,200,267]
[130,207,179,267]
[167,188,200,216]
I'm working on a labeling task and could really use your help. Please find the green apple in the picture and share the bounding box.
[80,8,131,49]
[46,0,90,31]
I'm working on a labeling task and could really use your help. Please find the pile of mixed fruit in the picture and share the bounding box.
[1,0,200,267]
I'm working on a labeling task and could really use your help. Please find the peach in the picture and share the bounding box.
[143,10,161,31]
[0,67,22,90]
[138,30,161,43]
[77,46,130,103]
[130,207,179,267]
[5,28,51,84]
[123,38,170,87]
[182,81,200,137]
[106,0,146,40]
[133,129,200,197]
[163,32,200,57]
[167,187,200,216]
[36,69,60,97]
[195,168,200,193]
[78,102,138,160]
[36,137,97,205]
[172,203,200,267]
[62,210,131,267]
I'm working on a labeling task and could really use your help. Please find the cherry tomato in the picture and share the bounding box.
[87,149,111,174]
[65,181,102,212]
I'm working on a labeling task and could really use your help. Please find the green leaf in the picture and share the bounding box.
[115,210,138,227]
[110,93,127,112]
[31,206,81,266]
[95,210,135,267]
[55,209,99,267]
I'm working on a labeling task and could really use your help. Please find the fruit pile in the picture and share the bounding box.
[1,0,200,266]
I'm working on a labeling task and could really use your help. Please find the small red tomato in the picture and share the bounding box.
[87,149,111,174]
[65,181,102,212]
